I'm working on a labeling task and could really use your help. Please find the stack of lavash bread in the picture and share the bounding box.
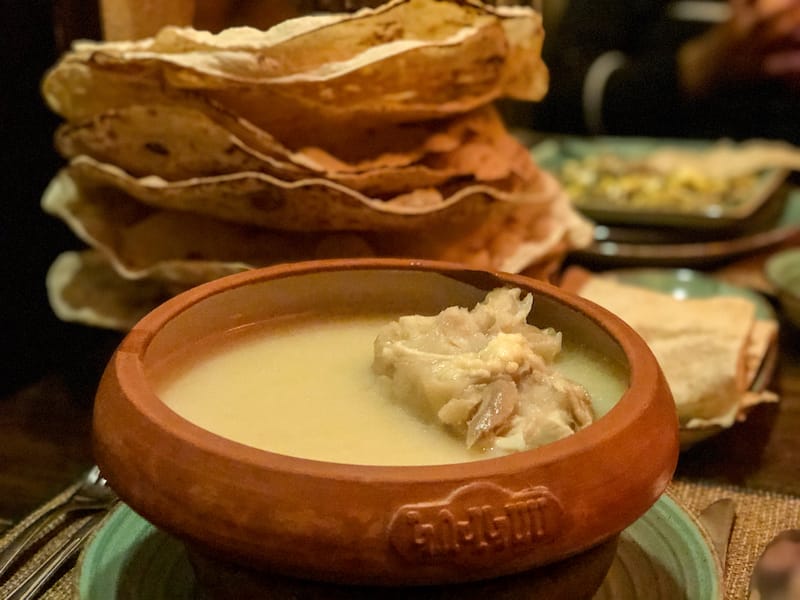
[40,0,593,331]
[562,267,778,440]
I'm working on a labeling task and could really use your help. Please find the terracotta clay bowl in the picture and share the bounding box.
[92,258,679,594]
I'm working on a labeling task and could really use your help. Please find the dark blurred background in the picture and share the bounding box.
[0,0,104,395]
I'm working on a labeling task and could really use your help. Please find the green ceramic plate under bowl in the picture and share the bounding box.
[593,493,723,600]
[77,506,195,599]
[77,494,722,600]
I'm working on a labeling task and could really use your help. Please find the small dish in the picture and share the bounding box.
[560,267,780,450]
[76,494,722,600]
[613,269,779,450]
[764,247,800,329]
[532,136,788,230]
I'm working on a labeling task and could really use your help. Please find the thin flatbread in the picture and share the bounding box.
[64,154,562,232]
[561,268,778,428]
[54,104,535,196]
[42,0,547,147]
[46,250,179,330]
[41,169,590,285]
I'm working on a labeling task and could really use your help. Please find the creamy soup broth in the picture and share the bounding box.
[151,312,627,465]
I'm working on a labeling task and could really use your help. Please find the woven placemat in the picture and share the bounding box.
[669,479,800,600]
[1,478,799,599]
[0,483,86,600]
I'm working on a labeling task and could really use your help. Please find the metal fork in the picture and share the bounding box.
[0,466,117,579]
[4,511,109,600]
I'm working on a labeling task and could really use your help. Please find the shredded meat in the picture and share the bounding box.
[373,288,594,452]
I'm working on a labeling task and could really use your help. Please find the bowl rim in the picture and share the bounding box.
[108,257,671,482]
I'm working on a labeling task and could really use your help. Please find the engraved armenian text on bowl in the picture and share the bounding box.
[389,481,566,563]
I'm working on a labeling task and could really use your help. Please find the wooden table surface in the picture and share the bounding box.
[0,330,122,522]
[0,260,799,524]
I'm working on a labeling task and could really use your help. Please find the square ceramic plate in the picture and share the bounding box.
[532,136,788,230]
